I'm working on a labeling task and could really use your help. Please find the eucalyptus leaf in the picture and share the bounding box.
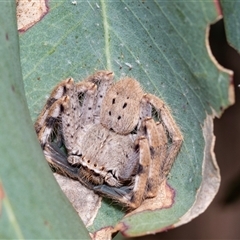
[221,0,240,52]
[0,1,90,239]
[18,0,233,238]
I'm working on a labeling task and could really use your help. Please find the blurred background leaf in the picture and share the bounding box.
[0,1,90,239]
[221,0,240,52]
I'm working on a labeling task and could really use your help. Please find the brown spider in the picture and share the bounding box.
[35,70,183,209]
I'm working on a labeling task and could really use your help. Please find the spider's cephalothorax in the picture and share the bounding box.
[35,71,183,209]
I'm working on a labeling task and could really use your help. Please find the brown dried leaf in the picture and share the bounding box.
[90,226,115,240]
[16,0,48,32]
[54,173,101,227]
[126,180,174,217]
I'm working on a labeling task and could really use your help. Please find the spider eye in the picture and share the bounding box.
[122,102,127,108]
[112,98,115,104]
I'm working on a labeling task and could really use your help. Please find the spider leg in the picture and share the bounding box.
[35,78,93,142]
[35,79,73,134]
[35,89,96,190]
[94,136,150,209]
[44,143,94,190]
[143,94,183,179]
[60,79,95,146]
[143,118,168,198]
[35,78,95,160]
[138,100,168,197]
[94,185,132,199]
[71,80,96,127]
[37,96,68,147]
[137,97,152,135]
[68,71,113,164]
[76,82,97,126]
[54,79,96,164]
[80,70,114,125]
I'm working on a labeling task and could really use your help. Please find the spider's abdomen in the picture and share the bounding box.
[100,78,144,135]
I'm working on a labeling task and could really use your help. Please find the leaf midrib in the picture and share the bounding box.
[100,0,112,70]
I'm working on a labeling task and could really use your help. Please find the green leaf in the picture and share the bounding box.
[221,1,240,52]
[18,0,233,238]
[0,1,90,239]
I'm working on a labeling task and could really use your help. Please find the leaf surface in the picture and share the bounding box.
[19,0,233,238]
[221,1,240,52]
[0,1,90,239]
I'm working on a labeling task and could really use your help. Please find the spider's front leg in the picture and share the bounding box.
[143,94,183,181]
[35,78,97,189]
[44,142,94,190]
[84,70,114,124]
[68,71,114,163]
[35,78,73,135]
[35,78,94,144]
[35,78,95,164]
[37,95,70,148]
[36,95,84,178]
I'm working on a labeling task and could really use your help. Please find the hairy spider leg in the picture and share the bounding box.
[76,82,97,127]
[35,79,70,134]
[143,94,183,181]
[59,78,81,150]
[35,95,81,178]
[35,78,95,159]
[37,96,68,147]
[137,97,152,134]
[44,143,95,190]
[65,71,113,164]
[137,99,167,197]
[47,79,96,151]
[144,118,167,198]
[61,81,96,164]
[67,71,114,164]
[74,71,113,128]
[84,70,114,124]
[128,136,150,208]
